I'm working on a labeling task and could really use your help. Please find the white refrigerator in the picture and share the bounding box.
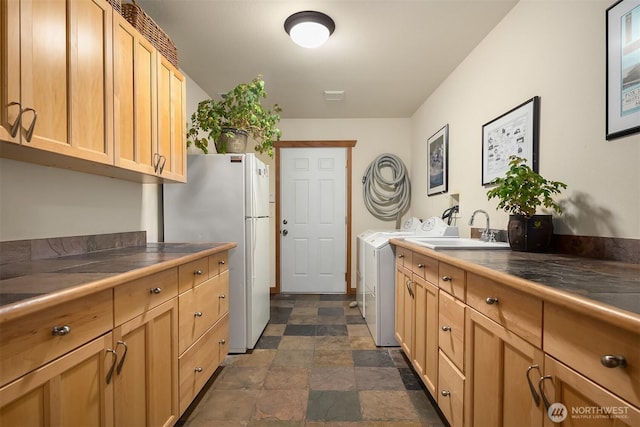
[163,153,270,353]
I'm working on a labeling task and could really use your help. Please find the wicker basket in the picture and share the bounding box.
[106,0,122,15]
[122,0,178,67]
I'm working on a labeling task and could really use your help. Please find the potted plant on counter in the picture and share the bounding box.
[187,75,282,157]
[486,155,567,252]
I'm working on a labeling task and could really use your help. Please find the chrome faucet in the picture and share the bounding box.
[469,209,493,242]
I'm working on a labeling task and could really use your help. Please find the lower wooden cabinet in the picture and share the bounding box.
[395,264,413,357]
[113,298,179,427]
[541,355,640,427]
[412,275,438,395]
[438,350,465,427]
[0,333,114,427]
[0,249,230,427]
[465,307,545,427]
[393,244,640,427]
[179,314,229,413]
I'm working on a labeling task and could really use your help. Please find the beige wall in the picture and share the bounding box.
[409,0,640,239]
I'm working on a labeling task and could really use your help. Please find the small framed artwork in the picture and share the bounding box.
[606,0,640,140]
[482,96,539,185]
[427,124,448,196]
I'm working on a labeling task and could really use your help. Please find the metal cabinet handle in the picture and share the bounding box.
[150,287,162,294]
[8,102,22,137]
[158,155,167,174]
[405,280,414,298]
[105,349,118,384]
[194,311,203,317]
[398,254,405,259]
[194,367,203,372]
[52,325,71,336]
[538,375,554,410]
[194,269,203,276]
[22,107,37,142]
[526,365,541,407]
[417,263,425,268]
[219,260,225,265]
[485,297,499,305]
[441,275,452,281]
[219,339,226,345]
[116,340,128,375]
[601,355,627,368]
[440,390,451,397]
[153,153,160,173]
[219,294,226,299]
[441,325,452,332]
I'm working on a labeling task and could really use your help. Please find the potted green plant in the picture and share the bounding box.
[187,75,282,157]
[486,155,567,252]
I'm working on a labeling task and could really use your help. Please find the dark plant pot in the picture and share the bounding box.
[507,214,553,252]
[216,128,248,154]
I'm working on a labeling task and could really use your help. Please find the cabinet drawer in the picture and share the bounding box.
[114,268,178,325]
[544,303,640,408]
[438,291,465,372]
[438,351,464,427]
[467,273,542,347]
[438,262,466,302]
[412,253,438,284]
[395,246,412,268]
[178,272,229,354]
[0,289,113,386]
[209,251,228,276]
[179,314,229,414]
[178,257,210,294]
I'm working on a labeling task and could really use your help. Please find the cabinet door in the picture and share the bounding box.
[113,13,156,175]
[157,55,186,182]
[465,308,545,427]
[16,0,113,163]
[395,264,413,357]
[541,356,640,427]
[412,275,438,395]
[0,333,114,427]
[0,0,21,144]
[113,298,179,427]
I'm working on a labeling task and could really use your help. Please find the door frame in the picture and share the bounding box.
[274,140,357,294]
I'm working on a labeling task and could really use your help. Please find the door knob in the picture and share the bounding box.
[283,219,288,224]
[282,229,288,236]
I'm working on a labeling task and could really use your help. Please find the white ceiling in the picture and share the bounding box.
[136,0,519,119]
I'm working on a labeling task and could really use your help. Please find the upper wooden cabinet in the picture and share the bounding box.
[1,0,113,163]
[113,12,156,176]
[157,55,186,182]
[0,0,186,182]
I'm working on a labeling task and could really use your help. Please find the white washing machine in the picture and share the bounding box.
[356,217,422,320]
[362,217,458,346]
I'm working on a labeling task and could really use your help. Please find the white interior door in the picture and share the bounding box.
[280,147,346,293]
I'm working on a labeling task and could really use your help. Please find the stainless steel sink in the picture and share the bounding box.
[403,237,510,250]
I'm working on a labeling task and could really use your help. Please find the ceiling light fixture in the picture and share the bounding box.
[284,11,335,49]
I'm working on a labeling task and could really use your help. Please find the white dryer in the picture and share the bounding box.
[356,217,421,320]
[362,217,458,346]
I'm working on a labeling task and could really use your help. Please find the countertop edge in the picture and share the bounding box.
[0,242,237,324]
[390,239,640,333]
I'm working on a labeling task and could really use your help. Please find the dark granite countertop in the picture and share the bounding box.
[391,239,640,321]
[0,242,235,320]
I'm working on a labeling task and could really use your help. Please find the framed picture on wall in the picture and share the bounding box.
[606,0,640,140]
[482,96,539,185]
[427,124,448,196]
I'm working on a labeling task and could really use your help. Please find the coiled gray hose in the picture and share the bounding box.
[362,154,411,224]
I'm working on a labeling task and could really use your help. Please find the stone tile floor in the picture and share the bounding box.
[177,293,447,426]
